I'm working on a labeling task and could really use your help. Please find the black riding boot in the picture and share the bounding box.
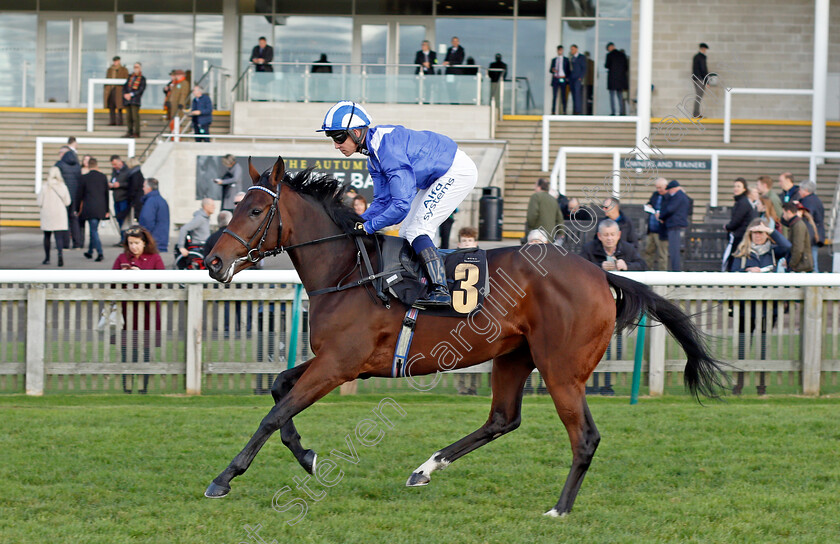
[416,247,450,308]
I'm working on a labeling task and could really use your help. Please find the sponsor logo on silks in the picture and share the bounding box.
[422,177,455,221]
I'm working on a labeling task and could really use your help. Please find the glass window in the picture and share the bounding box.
[117,14,194,80]
[398,24,427,74]
[240,15,274,74]
[598,0,631,18]
[435,17,513,76]
[195,15,224,75]
[595,19,631,115]
[0,13,36,106]
[436,0,513,16]
[273,16,352,64]
[515,17,546,114]
[118,0,194,12]
[564,0,595,17]
[45,20,71,103]
[275,0,351,14]
[518,0,546,17]
[80,21,110,105]
[561,20,595,114]
[356,0,431,15]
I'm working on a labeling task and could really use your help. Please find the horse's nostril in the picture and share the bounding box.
[206,256,222,272]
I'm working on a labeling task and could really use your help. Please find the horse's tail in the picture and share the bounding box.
[605,272,727,400]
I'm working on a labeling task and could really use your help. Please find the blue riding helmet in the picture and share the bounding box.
[317,101,372,132]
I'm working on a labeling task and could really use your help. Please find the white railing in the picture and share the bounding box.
[550,146,840,206]
[21,61,29,108]
[2,270,840,396]
[723,87,814,144]
[34,136,135,194]
[541,115,639,172]
[86,77,170,133]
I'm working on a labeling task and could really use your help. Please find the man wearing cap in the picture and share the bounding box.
[319,101,478,308]
[104,56,129,126]
[163,69,191,122]
[657,180,691,271]
[692,43,710,118]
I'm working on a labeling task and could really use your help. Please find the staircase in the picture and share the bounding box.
[495,118,840,235]
[0,109,230,225]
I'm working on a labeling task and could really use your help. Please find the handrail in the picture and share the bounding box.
[550,145,840,206]
[157,133,509,146]
[541,115,639,172]
[723,87,814,143]
[85,77,170,133]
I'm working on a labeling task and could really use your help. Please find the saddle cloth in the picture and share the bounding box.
[377,235,488,317]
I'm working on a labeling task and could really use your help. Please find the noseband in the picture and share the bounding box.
[221,184,348,264]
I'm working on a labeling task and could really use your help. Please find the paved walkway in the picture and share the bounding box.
[0,226,519,271]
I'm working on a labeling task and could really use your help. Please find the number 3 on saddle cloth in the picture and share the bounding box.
[377,236,489,378]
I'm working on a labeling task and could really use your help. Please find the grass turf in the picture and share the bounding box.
[1,393,839,543]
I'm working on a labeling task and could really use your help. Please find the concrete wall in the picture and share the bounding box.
[626,0,840,120]
[232,102,494,140]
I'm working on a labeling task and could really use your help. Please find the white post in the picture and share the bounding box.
[186,284,203,395]
[647,285,667,396]
[612,152,621,197]
[34,140,43,194]
[710,153,719,207]
[635,0,654,150]
[723,90,732,144]
[802,286,823,395]
[809,155,817,183]
[558,149,567,195]
[21,61,28,108]
[174,116,181,142]
[26,287,46,396]
[542,116,550,172]
[811,0,828,167]
[87,78,95,132]
[475,71,482,106]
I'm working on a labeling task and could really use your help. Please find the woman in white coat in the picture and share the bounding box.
[37,164,72,266]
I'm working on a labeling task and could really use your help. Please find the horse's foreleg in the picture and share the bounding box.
[205,358,345,498]
[270,361,317,474]
[406,347,533,487]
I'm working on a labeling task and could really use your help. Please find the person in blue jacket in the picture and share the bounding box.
[318,100,478,307]
[189,85,213,142]
[656,180,691,271]
[138,178,170,253]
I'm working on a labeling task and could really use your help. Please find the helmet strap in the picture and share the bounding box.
[349,126,368,153]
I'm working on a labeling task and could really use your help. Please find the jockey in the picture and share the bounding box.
[318,100,478,308]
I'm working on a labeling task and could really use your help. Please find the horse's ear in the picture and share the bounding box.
[269,156,286,188]
[248,157,260,185]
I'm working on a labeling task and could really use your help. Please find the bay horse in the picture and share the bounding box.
[203,156,725,516]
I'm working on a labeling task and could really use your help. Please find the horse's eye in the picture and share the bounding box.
[250,208,262,217]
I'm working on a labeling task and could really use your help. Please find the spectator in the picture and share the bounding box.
[598,196,637,247]
[549,45,570,115]
[189,85,213,142]
[556,191,570,220]
[527,229,550,244]
[569,44,587,114]
[352,194,368,216]
[163,69,191,123]
[778,172,799,203]
[757,175,783,220]
[138,178,170,253]
[342,186,359,208]
[77,157,110,262]
[657,180,691,271]
[644,178,669,270]
[729,218,790,395]
[66,136,79,157]
[216,155,243,212]
[104,56,128,126]
[233,191,246,207]
[463,57,479,76]
[581,219,646,272]
[203,210,233,256]
[80,154,92,176]
[526,178,564,243]
[724,177,757,270]
[604,42,628,116]
[796,180,824,273]
[692,43,709,118]
[37,156,72,267]
[455,226,481,396]
[125,156,145,222]
[112,225,165,394]
[567,197,594,224]
[122,62,146,138]
[780,202,812,272]
[311,53,332,73]
[178,198,215,257]
[488,53,507,108]
[756,197,781,232]
[798,205,820,272]
[443,36,465,74]
[55,145,84,249]
[250,37,274,72]
[109,155,131,229]
[415,40,437,75]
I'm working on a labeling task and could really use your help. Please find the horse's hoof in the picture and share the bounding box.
[204,481,231,498]
[302,450,317,475]
[406,472,430,487]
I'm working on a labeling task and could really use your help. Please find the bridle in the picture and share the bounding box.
[221,183,347,264]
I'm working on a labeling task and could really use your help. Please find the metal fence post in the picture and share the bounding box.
[26,286,46,396]
[186,284,204,395]
[802,285,823,395]
[647,286,667,396]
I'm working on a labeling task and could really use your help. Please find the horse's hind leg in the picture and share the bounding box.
[544,384,600,517]
[406,346,534,486]
[270,361,317,474]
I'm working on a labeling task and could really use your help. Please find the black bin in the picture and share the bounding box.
[478,186,504,241]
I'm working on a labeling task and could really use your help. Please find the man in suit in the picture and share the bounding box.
[692,43,709,118]
[443,36,465,75]
[488,53,507,109]
[605,42,629,115]
[415,40,437,75]
[569,44,587,115]
[549,45,570,115]
[250,37,274,72]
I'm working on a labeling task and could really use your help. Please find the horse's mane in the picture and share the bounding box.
[265,167,362,233]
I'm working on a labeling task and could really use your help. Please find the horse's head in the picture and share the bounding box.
[205,156,287,283]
